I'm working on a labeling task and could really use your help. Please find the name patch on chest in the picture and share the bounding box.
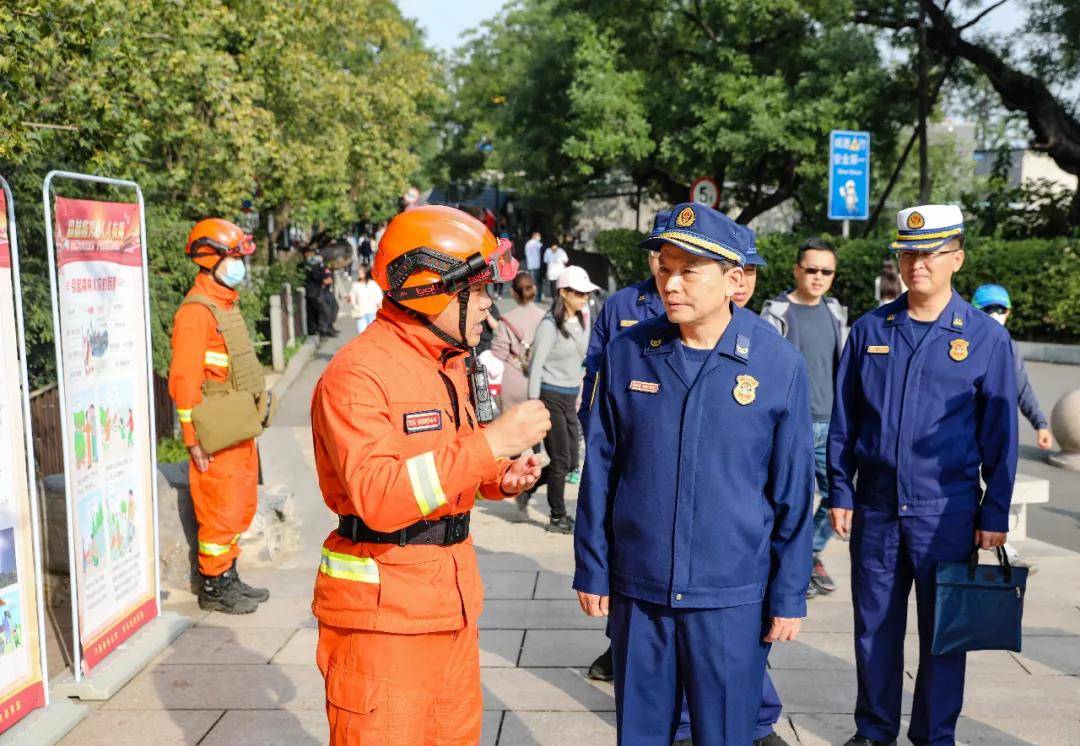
[403,410,443,434]
[628,380,660,394]
[867,345,890,354]
[619,319,639,328]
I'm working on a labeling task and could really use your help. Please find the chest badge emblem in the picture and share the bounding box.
[650,338,662,348]
[949,338,970,362]
[732,374,759,406]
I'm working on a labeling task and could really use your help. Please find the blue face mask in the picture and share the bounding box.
[220,258,246,288]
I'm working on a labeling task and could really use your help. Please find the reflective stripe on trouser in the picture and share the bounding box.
[317,616,482,746]
[190,438,259,576]
[406,451,447,517]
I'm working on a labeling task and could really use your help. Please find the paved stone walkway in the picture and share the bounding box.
[57,324,1080,745]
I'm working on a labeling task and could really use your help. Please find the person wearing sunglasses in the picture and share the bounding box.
[828,205,1018,746]
[169,218,270,614]
[761,237,848,600]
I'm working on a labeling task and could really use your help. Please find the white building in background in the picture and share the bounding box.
[974,148,1079,193]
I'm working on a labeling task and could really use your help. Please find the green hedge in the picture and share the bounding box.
[593,229,1080,344]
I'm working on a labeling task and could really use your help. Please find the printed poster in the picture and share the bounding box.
[52,197,157,674]
[0,189,47,734]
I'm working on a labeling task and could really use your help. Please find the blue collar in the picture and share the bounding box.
[641,303,753,365]
[882,290,968,334]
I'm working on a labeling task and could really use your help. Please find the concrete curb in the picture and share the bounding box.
[270,336,319,400]
[1018,340,1080,366]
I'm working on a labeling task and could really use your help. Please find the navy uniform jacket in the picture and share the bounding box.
[573,305,815,618]
[579,277,665,430]
[827,291,1018,532]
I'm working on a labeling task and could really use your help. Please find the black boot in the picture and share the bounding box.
[231,562,270,602]
[587,645,614,681]
[546,514,574,534]
[754,731,790,746]
[843,737,896,746]
[199,568,259,614]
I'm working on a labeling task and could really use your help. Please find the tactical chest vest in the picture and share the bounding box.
[181,294,265,397]
[181,293,270,453]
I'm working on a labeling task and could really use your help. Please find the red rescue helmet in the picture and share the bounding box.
[186,218,255,270]
[372,205,516,316]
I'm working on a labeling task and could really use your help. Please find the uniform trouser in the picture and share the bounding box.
[316,618,482,746]
[674,670,782,741]
[190,438,259,576]
[609,593,768,745]
[851,508,973,745]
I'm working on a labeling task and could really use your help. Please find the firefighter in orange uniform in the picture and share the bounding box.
[311,205,551,744]
[169,218,270,615]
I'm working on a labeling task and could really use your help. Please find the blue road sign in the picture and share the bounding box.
[828,130,870,221]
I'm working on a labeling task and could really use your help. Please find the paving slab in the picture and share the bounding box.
[271,628,317,666]
[481,600,608,630]
[154,626,296,665]
[200,709,328,745]
[498,711,616,744]
[99,663,325,711]
[237,567,316,599]
[484,571,539,600]
[1019,605,1080,635]
[481,711,502,746]
[958,672,1080,719]
[481,629,525,668]
[519,629,609,668]
[196,597,316,629]
[58,709,222,745]
[1011,634,1080,675]
[482,668,614,712]
[771,669,912,715]
[533,571,574,600]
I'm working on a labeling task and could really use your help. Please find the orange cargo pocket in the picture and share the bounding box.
[326,666,385,744]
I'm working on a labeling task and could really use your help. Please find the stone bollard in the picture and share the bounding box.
[1049,388,1080,471]
[283,282,296,348]
[269,294,285,372]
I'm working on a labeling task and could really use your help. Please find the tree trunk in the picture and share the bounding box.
[917,0,931,203]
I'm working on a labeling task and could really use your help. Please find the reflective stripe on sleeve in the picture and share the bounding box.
[319,548,380,584]
[204,351,230,368]
[405,451,448,516]
[177,408,193,423]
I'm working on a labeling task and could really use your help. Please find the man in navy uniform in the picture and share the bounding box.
[575,203,814,744]
[828,205,1018,746]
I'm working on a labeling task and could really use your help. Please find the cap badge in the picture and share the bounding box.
[675,207,696,228]
[949,338,970,362]
[907,211,925,229]
[732,374,759,406]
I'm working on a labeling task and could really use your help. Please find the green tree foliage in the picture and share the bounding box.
[593,228,648,286]
[0,0,440,383]
[436,0,911,228]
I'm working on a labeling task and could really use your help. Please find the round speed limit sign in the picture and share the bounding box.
[690,177,719,208]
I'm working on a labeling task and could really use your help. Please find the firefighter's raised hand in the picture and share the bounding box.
[501,453,543,494]
[483,400,551,458]
[188,444,213,473]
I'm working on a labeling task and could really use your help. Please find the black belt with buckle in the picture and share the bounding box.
[337,512,471,547]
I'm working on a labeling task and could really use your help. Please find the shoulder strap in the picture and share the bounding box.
[179,294,241,391]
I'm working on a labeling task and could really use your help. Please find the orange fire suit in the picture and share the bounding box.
[311,303,514,745]
[168,272,260,577]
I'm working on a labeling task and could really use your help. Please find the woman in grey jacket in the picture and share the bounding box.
[520,266,598,533]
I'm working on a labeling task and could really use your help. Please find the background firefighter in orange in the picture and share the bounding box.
[169,218,270,615]
[311,205,551,744]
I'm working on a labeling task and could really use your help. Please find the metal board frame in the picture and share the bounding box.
[41,171,161,683]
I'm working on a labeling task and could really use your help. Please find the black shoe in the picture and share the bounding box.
[806,583,820,600]
[547,514,574,534]
[843,737,896,746]
[587,646,614,681]
[515,491,532,514]
[198,569,259,614]
[231,562,270,602]
[810,553,836,593]
[754,731,789,746]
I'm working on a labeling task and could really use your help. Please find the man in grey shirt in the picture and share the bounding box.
[761,238,847,598]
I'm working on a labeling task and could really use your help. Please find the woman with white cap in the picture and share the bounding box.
[520,265,599,533]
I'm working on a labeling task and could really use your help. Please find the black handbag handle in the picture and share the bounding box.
[967,546,1012,583]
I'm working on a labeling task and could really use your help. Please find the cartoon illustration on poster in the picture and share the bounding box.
[0,589,25,658]
[51,195,158,674]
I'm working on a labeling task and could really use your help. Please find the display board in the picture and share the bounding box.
[45,186,159,679]
[0,180,49,734]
